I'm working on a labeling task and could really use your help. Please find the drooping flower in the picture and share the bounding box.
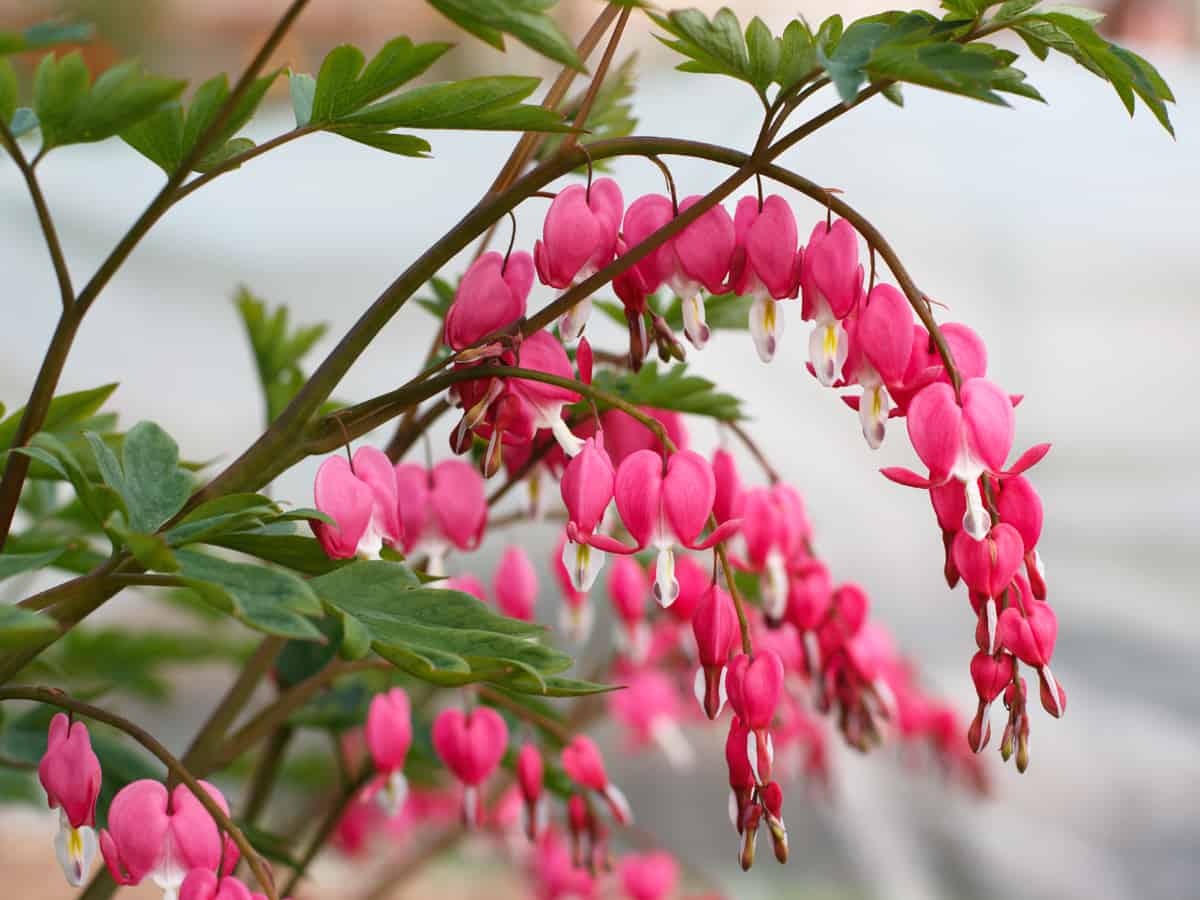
[607,449,741,607]
[608,554,650,662]
[394,459,487,574]
[998,597,1066,718]
[881,377,1049,540]
[39,713,102,886]
[100,780,236,900]
[619,851,679,900]
[953,523,1025,654]
[178,869,257,900]
[534,178,624,341]
[431,707,509,827]
[730,194,800,362]
[800,218,862,386]
[443,250,533,352]
[494,545,539,621]
[692,585,739,720]
[739,484,809,624]
[609,669,693,769]
[560,736,632,825]
[312,447,401,560]
[365,688,412,817]
[552,531,594,643]
[726,650,785,785]
[516,742,547,842]
[622,193,736,349]
[844,283,914,448]
[561,436,616,593]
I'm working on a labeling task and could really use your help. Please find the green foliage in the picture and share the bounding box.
[0,547,66,581]
[0,604,58,649]
[33,53,185,154]
[173,548,323,640]
[122,70,279,175]
[0,384,117,454]
[86,421,192,535]
[289,38,573,157]
[0,21,93,56]
[536,54,639,163]
[586,361,744,422]
[235,288,329,424]
[662,291,754,333]
[0,59,16,127]
[205,531,347,577]
[426,0,583,71]
[313,561,575,692]
[414,275,457,321]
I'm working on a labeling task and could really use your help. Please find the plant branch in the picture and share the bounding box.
[174,126,318,203]
[0,686,278,900]
[0,119,74,308]
[559,4,632,155]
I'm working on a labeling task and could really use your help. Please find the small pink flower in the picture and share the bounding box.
[509,331,584,457]
[998,600,1065,718]
[844,283,914,448]
[312,447,400,560]
[739,484,809,624]
[730,194,800,362]
[692,586,738,720]
[494,545,539,621]
[619,851,679,900]
[561,436,616,593]
[882,377,1049,540]
[534,178,624,341]
[599,407,690,469]
[179,869,254,900]
[443,250,533,351]
[663,552,708,625]
[711,446,744,525]
[561,736,632,825]
[785,560,832,672]
[759,780,789,863]
[516,742,547,841]
[953,523,1025,653]
[968,650,1015,752]
[608,554,651,661]
[727,651,785,784]
[394,459,487,574]
[622,194,735,349]
[610,670,692,769]
[100,779,236,898]
[39,713,101,886]
[552,531,594,642]
[992,474,1047,599]
[365,688,412,817]
[431,707,508,827]
[800,219,862,385]
[725,716,756,832]
[609,449,741,607]
[533,829,595,900]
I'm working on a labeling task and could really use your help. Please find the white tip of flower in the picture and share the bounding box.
[550,416,585,458]
[559,599,594,644]
[526,468,546,520]
[749,295,783,363]
[763,552,788,623]
[872,677,898,723]
[375,771,409,819]
[746,730,761,785]
[54,815,96,888]
[652,547,679,608]
[1033,548,1046,579]
[682,294,710,350]
[693,666,707,714]
[962,478,990,541]
[564,540,605,594]
[559,296,593,343]
[463,785,480,829]
[803,630,821,676]
[728,789,741,831]
[604,783,633,826]
[651,717,695,771]
[986,596,998,656]
[718,666,728,716]
[1041,664,1064,718]
[859,384,890,450]
[809,321,847,387]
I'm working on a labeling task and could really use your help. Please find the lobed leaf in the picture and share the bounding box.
[426,0,583,70]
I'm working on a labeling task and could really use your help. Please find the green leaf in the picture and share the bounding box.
[865,39,1010,105]
[289,71,316,127]
[497,674,621,698]
[15,433,121,527]
[651,8,754,89]
[235,288,329,424]
[313,561,571,688]
[745,17,781,93]
[0,547,65,581]
[0,604,58,649]
[427,0,584,71]
[106,516,179,572]
[87,421,192,534]
[10,107,38,137]
[777,19,818,90]
[586,361,744,422]
[341,76,571,132]
[35,54,186,153]
[205,531,347,576]
[818,20,890,104]
[414,276,457,321]
[120,102,184,173]
[536,54,639,164]
[166,494,279,546]
[333,128,432,157]
[275,616,344,689]
[0,383,117,453]
[310,38,449,123]
[0,21,93,56]
[0,59,16,126]
[174,548,323,640]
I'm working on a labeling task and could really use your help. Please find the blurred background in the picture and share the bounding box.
[1,1,1197,898]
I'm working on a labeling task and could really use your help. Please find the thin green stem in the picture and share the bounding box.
[0,686,278,900]
[174,126,318,203]
[0,118,74,308]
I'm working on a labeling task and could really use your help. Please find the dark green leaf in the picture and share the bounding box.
[288,679,371,730]
[120,102,184,173]
[427,0,584,70]
[498,674,621,697]
[745,18,781,93]
[819,20,890,104]
[341,76,571,132]
[0,604,58,648]
[205,531,347,576]
[275,616,344,689]
[586,361,744,422]
[166,494,278,546]
[106,516,179,572]
[174,549,323,640]
[0,383,118,453]
[651,8,753,88]
[333,128,432,157]
[237,822,303,869]
[310,38,449,123]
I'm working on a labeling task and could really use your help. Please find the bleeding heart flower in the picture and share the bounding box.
[844,283,914,448]
[553,531,594,643]
[967,650,1015,752]
[561,736,632,825]
[619,851,679,900]
[800,218,862,385]
[516,743,547,842]
[561,436,616,593]
[39,713,101,886]
[727,651,785,784]
[711,446,744,525]
[953,523,1025,653]
[608,554,650,661]
[494,545,538,621]
[179,870,256,900]
[739,484,809,624]
[365,688,412,818]
[394,459,487,575]
[312,447,401,560]
[998,601,1065,717]
[692,586,739,720]
[993,474,1047,599]
[432,707,509,827]
[443,250,533,352]
[534,178,624,341]
[730,194,799,362]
